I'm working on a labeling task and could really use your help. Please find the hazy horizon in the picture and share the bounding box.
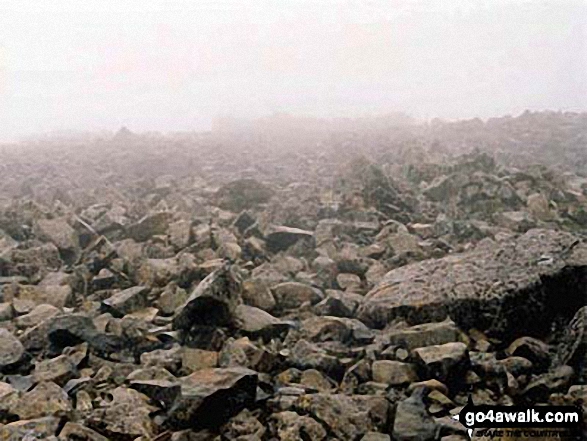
[1,0,585,142]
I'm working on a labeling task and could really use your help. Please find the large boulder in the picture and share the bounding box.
[358,229,587,337]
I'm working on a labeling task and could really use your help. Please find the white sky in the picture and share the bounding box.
[0,0,585,140]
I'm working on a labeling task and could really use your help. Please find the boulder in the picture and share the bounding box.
[359,229,587,337]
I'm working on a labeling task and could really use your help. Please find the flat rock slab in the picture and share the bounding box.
[358,229,587,336]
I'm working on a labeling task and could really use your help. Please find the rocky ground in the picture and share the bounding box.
[0,112,585,440]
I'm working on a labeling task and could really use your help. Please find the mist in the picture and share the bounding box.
[0,0,586,141]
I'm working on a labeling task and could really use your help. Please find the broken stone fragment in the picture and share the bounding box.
[164,367,258,431]
[271,281,323,311]
[168,219,193,249]
[241,278,276,312]
[292,393,389,440]
[412,342,469,385]
[126,212,172,242]
[101,285,150,317]
[392,388,438,441]
[59,422,110,441]
[383,319,466,351]
[10,381,72,419]
[0,416,61,440]
[15,304,60,329]
[173,263,242,331]
[0,328,25,371]
[216,178,274,212]
[506,336,551,372]
[371,360,419,386]
[270,411,327,441]
[265,225,313,253]
[87,387,156,439]
[235,304,292,339]
[32,354,78,385]
[33,217,80,263]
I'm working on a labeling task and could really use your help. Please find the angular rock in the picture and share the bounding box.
[359,229,587,336]
[392,388,438,441]
[265,225,313,253]
[0,329,25,371]
[164,367,258,430]
[272,282,323,311]
[173,263,241,331]
[372,360,418,386]
[271,411,327,441]
[235,304,292,338]
[10,381,71,419]
[293,393,389,440]
[101,285,150,317]
[413,342,469,385]
[127,211,172,242]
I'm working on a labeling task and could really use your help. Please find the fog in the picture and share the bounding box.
[0,0,585,141]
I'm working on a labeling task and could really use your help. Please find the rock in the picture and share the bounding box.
[221,408,265,439]
[494,210,536,232]
[168,219,192,249]
[173,263,241,331]
[289,339,343,378]
[555,306,587,381]
[59,422,110,441]
[130,379,182,407]
[127,212,172,242]
[392,388,438,441]
[384,319,466,350]
[182,348,219,372]
[10,381,72,419]
[272,282,323,311]
[408,379,449,396]
[16,284,73,308]
[372,360,418,386]
[265,225,314,253]
[527,193,555,221]
[314,290,363,318]
[101,286,150,317]
[216,178,274,211]
[157,283,189,315]
[362,433,391,441]
[506,336,551,372]
[34,218,79,262]
[0,302,13,321]
[0,417,61,440]
[32,354,78,385]
[388,232,421,255]
[235,304,292,338]
[164,367,258,430]
[358,229,587,336]
[336,273,362,291]
[87,387,156,439]
[413,342,469,385]
[521,365,575,402]
[0,329,25,371]
[15,304,60,329]
[300,369,335,392]
[293,393,389,440]
[271,411,327,441]
[241,278,276,312]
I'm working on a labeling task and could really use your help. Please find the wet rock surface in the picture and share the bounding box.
[0,113,585,439]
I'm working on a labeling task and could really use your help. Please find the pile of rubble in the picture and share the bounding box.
[0,116,585,440]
